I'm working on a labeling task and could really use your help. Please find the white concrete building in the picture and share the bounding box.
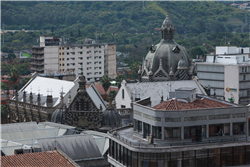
[196,46,250,105]
[44,46,59,71]
[115,80,206,109]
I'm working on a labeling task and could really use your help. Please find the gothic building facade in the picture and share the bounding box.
[138,15,196,82]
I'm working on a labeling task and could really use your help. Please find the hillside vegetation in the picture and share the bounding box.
[2,1,250,65]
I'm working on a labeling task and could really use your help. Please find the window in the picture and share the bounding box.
[62,58,64,60]
[59,47,61,50]
[245,67,247,72]
[67,47,69,50]
[60,64,61,66]
[243,75,246,80]
[67,63,69,66]
[62,64,64,66]
[62,47,64,49]
[62,52,64,55]
[99,67,101,69]
[99,51,101,53]
[78,57,83,60]
[99,72,101,74]
[71,58,75,60]
[99,61,101,64]
[121,105,126,108]
[79,52,83,54]
[122,89,124,99]
[99,46,101,48]
[243,56,245,62]
[72,63,75,66]
[59,58,61,61]
[67,52,69,55]
[67,58,69,60]
[99,56,101,58]
[59,53,61,55]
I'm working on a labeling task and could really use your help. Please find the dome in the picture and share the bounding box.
[142,15,191,77]
[177,57,188,70]
[102,98,121,126]
[51,108,63,123]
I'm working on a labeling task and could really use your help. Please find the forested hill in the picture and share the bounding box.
[2,1,250,64]
[2,1,247,34]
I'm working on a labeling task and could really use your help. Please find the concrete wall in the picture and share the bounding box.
[44,46,59,71]
[104,44,116,79]
[224,65,239,103]
[115,81,131,109]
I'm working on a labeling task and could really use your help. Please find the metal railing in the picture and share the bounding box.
[109,132,249,148]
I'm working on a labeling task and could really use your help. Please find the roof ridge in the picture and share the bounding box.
[174,99,178,110]
[56,148,80,167]
[165,99,172,110]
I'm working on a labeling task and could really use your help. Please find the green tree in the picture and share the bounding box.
[115,75,125,88]
[1,83,8,90]
[8,53,16,60]
[129,61,142,79]
[100,75,111,100]
[1,105,8,118]
[8,68,20,89]
[21,77,31,87]
[108,90,117,100]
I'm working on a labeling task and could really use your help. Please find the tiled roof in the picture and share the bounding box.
[1,150,78,167]
[153,98,233,111]
[86,84,119,95]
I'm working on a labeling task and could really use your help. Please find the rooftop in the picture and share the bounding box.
[153,96,234,110]
[1,150,78,167]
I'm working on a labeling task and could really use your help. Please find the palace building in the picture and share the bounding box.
[138,15,196,82]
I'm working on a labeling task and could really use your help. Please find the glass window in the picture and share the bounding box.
[165,127,181,140]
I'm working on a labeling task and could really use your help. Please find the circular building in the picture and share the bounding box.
[138,15,196,82]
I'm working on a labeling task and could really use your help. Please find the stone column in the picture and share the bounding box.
[206,124,209,138]
[177,159,182,167]
[150,125,153,135]
[181,126,184,140]
[161,126,165,140]
[142,122,144,137]
[230,122,233,136]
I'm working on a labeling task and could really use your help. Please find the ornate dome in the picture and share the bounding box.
[139,14,194,82]
[102,98,121,126]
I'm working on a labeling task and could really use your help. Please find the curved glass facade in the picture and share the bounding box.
[109,140,250,167]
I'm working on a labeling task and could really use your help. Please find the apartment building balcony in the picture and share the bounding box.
[31,56,44,60]
[30,62,44,66]
[32,51,44,54]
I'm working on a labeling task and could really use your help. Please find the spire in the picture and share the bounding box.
[37,88,41,106]
[78,66,86,93]
[161,15,176,40]
[30,91,33,104]
[60,87,65,109]
[23,91,27,103]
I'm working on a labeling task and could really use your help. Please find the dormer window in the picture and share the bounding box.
[172,45,180,53]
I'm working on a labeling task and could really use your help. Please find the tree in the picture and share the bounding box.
[115,75,125,88]
[100,75,111,100]
[1,105,8,118]
[129,61,142,79]
[21,77,31,87]
[108,90,117,100]
[8,53,16,60]
[8,68,20,89]
[1,83,8,90]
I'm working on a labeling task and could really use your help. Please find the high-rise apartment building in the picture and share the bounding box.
[31,36,116,82]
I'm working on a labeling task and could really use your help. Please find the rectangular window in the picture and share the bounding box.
[122,89,124,98]
[67,47,69,50]
[67,52,69,55]
[67,58,69,60]
[62,52,64,55]
[67,63,69,66]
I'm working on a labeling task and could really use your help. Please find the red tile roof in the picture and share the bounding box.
[153,98,233,111]
[86,84,119,95]
[1,150,77,167]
